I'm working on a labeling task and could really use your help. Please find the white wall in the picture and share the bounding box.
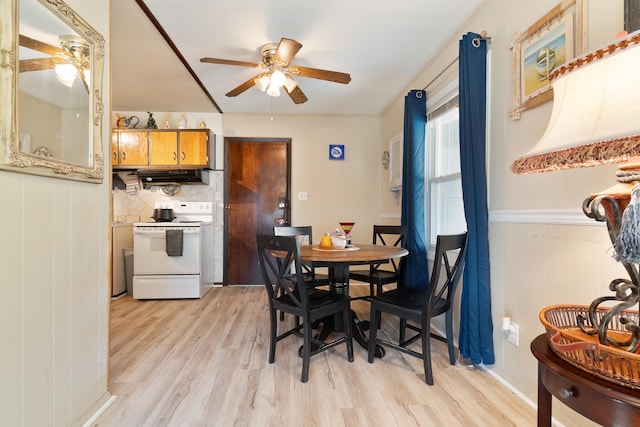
[380,1,627,425]
[0,0,111,425]
[222,113,381,244]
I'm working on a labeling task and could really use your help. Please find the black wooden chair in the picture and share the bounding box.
[256,234,354,383]
[349,225,407,299]
[367,232,467,385]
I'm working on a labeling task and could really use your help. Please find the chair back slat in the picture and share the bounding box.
[372,225,407,273]
[256,234,308,310]
[273,225,315,244]
[273,226,315,275]
[425,233,467,313]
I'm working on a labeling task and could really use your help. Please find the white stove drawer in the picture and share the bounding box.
[133,275,203,299]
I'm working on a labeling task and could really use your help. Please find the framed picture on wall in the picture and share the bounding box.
[509,0,586,120]
[329,144,345,160]
[389,132,403,189]
[626,0,640,33]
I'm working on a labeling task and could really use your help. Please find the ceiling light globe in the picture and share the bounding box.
[55,63,78,87]
[270,70,286,88]
[254,74,270,92]
[283,75,298,92]
[266,84,281,97]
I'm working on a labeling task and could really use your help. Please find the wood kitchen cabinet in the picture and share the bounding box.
[114,130,149,166]
[112,129,211,169]
[149,131,178,166]
[178,130,209,166]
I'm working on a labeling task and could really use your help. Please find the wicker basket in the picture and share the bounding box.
[539,304,640,389]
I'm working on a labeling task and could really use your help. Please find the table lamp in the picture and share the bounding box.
[510,31,640,350]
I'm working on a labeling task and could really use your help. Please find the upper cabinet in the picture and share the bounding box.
[149,131,178,166]
[179,130,209,166]
[112,129,211,169]
[116,130,149,167]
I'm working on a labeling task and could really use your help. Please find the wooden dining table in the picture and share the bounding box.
[299,243,409,356]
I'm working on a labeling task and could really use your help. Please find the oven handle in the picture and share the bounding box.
[134,229,200,235]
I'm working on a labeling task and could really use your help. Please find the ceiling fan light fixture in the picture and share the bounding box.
[55,63,78,87]
[203,37,349,103]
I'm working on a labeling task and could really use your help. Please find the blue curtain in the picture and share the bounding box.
[400,90,429,290]
[458,32,494,365]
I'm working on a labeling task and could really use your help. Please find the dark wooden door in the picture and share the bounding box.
[224,137,291,285]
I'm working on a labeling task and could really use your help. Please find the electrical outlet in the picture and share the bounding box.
[298,191,308,201]
[507,322,519,346]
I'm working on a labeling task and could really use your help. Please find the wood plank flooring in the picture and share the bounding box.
[93,285,537,426]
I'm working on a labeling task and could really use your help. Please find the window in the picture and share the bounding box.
[425,91,466,250]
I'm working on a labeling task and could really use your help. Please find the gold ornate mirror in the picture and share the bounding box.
[0,0,105,183]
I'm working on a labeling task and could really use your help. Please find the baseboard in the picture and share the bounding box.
[80,394,117,427]
[429,324,566,427]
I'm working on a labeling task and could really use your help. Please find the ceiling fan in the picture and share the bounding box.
[200,37,351,104]
[19,34,90,92]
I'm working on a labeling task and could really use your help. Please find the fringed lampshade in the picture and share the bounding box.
[511,31,640,355]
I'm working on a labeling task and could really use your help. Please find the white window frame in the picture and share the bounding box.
[425,81,466,259]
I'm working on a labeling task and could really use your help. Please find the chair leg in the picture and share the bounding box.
[301,319,311,383]
[367,303,379,363]
[374,281,383,328]
[343,305,354,362]
[445,309,456,365]
[269,308,278,364]
[399,318,406,345]
[421,320,434,385]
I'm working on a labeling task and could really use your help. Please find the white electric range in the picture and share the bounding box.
[133,202,214,299]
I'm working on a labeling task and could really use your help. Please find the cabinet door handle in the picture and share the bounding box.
[173,152,176,161]
[113,152,117,161]
[181,152,186,160]
[122,152,126,160]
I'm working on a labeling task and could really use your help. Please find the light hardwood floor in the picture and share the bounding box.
[93,284,537,426]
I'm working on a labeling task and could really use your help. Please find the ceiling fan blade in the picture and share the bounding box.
[200,57,259,68]
[274,38,302,66]
[19,34,61,56]
[284,85,308,104]
[225,76,257,97]
[19,57,58,73]
[288,65,351,84]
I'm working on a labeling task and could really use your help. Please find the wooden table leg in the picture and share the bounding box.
[538,363,552,427]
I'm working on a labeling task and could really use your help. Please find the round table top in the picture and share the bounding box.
[299,244,408,263]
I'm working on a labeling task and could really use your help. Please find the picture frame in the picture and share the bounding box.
[389,132,403,190]
[329,144,344,160]
[625,0,640,33]
[509,0,586,120]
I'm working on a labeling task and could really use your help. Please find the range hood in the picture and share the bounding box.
[136,169,209,185]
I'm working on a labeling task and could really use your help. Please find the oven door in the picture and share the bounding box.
[133,226,201,275]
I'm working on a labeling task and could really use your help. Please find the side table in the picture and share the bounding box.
[531,334,640,426]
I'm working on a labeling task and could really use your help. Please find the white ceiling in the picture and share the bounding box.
[111,0,484,116]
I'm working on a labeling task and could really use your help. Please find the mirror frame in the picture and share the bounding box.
[0,0,105,183]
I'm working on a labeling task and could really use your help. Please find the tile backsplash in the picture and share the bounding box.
[113,170,224,283]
